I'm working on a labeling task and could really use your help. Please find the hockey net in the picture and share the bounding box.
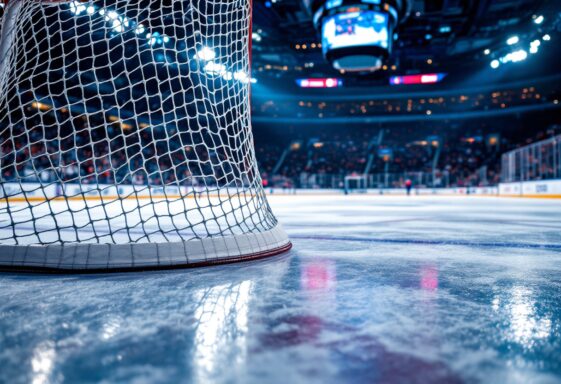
[0,0,290,271]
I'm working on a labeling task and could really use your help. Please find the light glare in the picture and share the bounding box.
[196,47,216,61]
[534,15,544,24]
[506,36,519,45]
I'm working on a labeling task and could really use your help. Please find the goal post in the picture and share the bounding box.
[344,174,368,194]
[0,0,291,271]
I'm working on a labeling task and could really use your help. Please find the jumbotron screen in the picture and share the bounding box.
[322,10,389,53]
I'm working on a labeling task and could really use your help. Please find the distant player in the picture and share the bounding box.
[405,179,412,196]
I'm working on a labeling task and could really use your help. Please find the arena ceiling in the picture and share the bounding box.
[251,0,561,88]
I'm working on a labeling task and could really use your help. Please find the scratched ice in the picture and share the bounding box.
[0,195,560,383]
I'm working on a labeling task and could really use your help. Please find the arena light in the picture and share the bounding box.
[204,61,226,76]
[490,59,500,69]
[533,15,544,24]
[70,1,87,15]
[509,49,527,62]
[106,11,119,21]
[63,1,243,85]
[389,73,446,85]
[196,47,216,61]
[296,78,343,88]
[233,70,250,83]
[543,34,551,41]
[111,19,123,33]
[500,49,527,64]
[506,36,519,45]
[252,32,262,42]
[530,40,540,54]
[484,49,490,55]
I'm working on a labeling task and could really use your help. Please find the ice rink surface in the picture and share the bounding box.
[1,195,560,383]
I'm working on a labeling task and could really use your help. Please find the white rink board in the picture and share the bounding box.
[1,182,240,200]
[265,186,499,196]
[499,180,561,197]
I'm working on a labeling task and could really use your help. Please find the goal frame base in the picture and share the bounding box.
[0,224,292,273]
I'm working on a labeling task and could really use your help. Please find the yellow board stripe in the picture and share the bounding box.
[0,194,229,203]
[1,193,561,203]
[498,194,561,199]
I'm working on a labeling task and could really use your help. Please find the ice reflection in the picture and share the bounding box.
[420,264,438,291]
[31,341,56,384]
[101,316,121,340]
[193,280,253,382]
[497,286,552,347]
[300,260,336,292]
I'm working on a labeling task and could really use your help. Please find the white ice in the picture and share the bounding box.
[0,195,560,384]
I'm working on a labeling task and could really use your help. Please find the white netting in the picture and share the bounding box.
[0,0,290,270]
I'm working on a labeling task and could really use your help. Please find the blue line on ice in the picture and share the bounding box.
[290,235,561,251]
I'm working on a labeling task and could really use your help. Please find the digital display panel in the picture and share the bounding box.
[296,78,343,88]
[322,11,389,53]
[389,73,447,85]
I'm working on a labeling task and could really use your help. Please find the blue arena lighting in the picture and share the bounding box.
[506,36,519,45]
[70,1,87,15]
[63,2,251,86]
[534,15,544,24]
[196,47,216,61]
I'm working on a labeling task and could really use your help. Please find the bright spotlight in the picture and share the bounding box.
[112,19,123,33]
[543,34,551,41]
[483,49,490,55]
[107,11,119,20]
[490,60,500,69]
[86,6,95,15]
[506,36,519,45]
[204,62,226,75]
[196,47,216,61]
[234,70,250,83]
[530,46,539,54]
[511,49,527,62]
[533,15,544,24]
[70,1,87,15]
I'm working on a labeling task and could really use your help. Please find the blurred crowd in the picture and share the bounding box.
[1,106,559,189]
[1,110,255,187]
